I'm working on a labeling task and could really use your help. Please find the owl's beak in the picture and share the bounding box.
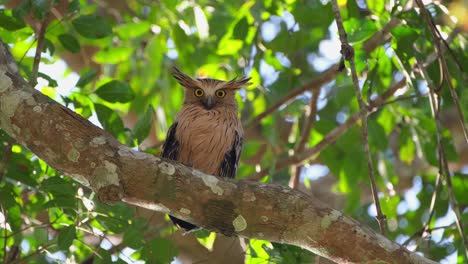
[203,96,215,109]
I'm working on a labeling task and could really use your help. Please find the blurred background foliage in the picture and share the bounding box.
[0,0,467,263]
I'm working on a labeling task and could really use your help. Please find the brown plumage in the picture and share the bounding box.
[162,67,251,231]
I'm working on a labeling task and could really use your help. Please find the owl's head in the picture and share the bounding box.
[172,67,251,110]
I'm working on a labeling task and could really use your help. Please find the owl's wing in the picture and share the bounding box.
[162,122,179,160]
[162,122,199,231]
[219,131,243,178]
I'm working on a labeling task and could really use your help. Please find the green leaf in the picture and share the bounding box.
[233,17,249,40]
[115,21,150,39]
[123,226,145,248]
[141,238,178,264]
[452,175,468,204]
[58,226,76,250]
[38,72,58,87]
[32,0,48,19]
[133,105,154,144]
[0,10,26,31]
[72,15,112,39]
[217,39,243,55]
[343,18,378,44]
[93,248,112,264]
[94,103,125,137]
[367,0,385,14]
[95,80,135,103]
[41,176,75,196]
[76,68,97,88]
[68,0,80,13]
[58,34,81,53]
[399,127,415,164]
[93,46,134,64]
[12,0,31,18]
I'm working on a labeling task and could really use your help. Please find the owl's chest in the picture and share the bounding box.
[174,107,241,175]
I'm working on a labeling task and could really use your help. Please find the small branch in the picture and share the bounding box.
[418,59,468,259]
[30,12,50,87]
[289,91,320,189]
[245,18,401,128]
[0,139,14,182]
[295,91,320,153]
[246,65,339,128]
[331,0,386,235]
[289,165,301,189]
[248,78,407,181]
[415,0,468,144]
[2,207,7,264]
[10,243,56,264]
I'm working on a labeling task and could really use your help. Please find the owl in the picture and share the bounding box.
[162,67,251,231]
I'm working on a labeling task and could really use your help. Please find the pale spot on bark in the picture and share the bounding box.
[142,202,170,213]
[261,216,268,222]
[232,214,247,232]
[320,209,341,229]
[33,105,42,112]
[67,148,80,162]
[180,208,191,215]
[376,233,399,252]
[158,162,175,175]
[122,197,170,214]
[193,170,224,195]
[69,173,90,186]
[90,136,106,146]
[0,70,12,92]
[0,91,29,135]
[91,160,120,190]
[117,146,148,160]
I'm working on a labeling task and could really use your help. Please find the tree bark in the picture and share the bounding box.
[0,40,435,264]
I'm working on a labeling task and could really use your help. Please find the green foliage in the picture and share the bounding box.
[72,15,112,39]
[95,80,135,103]
[58,33,81,53]
[0,0,467,263]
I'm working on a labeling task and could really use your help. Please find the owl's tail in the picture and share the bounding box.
[169,215,199,232]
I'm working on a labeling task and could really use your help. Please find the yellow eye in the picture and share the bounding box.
[194,88,204,97]
[215,89,226,98]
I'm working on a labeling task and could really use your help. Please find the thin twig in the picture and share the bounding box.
[0,139,14,182]
[418,60,468,259]
[246,65,339,128]
[248,78,407,181]
[401,222,466,247]
[415,0,468,144]
[380,93,428,106]
[289,165,302,189]
[30,16,50,87]
[295,91,320,153]
[331,0,386,235]
[289,91,320,189]
[245,18,401,128]
[2,206,7,264]
[10,243,56,264]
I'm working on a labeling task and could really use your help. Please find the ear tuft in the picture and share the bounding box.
[172,67,199,89]
[225,76,252,89]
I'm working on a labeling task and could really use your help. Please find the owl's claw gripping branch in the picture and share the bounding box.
[0,39,435,264]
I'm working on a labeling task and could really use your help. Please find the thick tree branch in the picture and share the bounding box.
[0,40,435,263]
